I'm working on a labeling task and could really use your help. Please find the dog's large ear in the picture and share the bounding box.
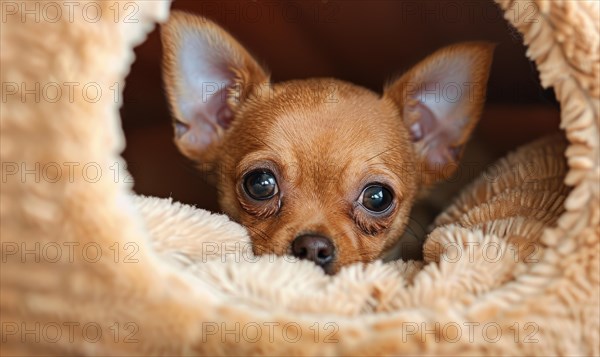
[384,42,494,187]
[161,11,269,162]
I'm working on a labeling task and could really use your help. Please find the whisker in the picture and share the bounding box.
[247,132,278,153]
[366,145,401,162]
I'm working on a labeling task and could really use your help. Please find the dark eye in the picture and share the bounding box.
[359,185,393,213]
[243,170,278,200]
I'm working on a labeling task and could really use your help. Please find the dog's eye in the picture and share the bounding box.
[359,185,393,213]
[243,170,278,200]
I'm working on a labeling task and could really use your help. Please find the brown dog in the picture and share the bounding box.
[161,11,494,274]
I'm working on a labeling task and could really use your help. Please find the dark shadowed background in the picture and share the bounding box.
[121,0,561,218]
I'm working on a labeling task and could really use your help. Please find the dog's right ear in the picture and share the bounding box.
[161,11,269,162]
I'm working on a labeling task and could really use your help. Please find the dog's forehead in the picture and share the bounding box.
[241,79,401,154]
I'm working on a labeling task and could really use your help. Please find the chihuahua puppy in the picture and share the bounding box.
[161,11,493,274]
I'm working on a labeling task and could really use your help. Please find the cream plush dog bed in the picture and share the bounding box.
[1,0,598,355]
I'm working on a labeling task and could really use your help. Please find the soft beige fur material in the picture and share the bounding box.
[1,0,598,355]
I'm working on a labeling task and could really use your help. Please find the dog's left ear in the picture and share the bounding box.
[384,42,494,186]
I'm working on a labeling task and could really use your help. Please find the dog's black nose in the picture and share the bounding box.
[291,234,335,268]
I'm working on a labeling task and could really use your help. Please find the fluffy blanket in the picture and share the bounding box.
[1,0,598,355]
